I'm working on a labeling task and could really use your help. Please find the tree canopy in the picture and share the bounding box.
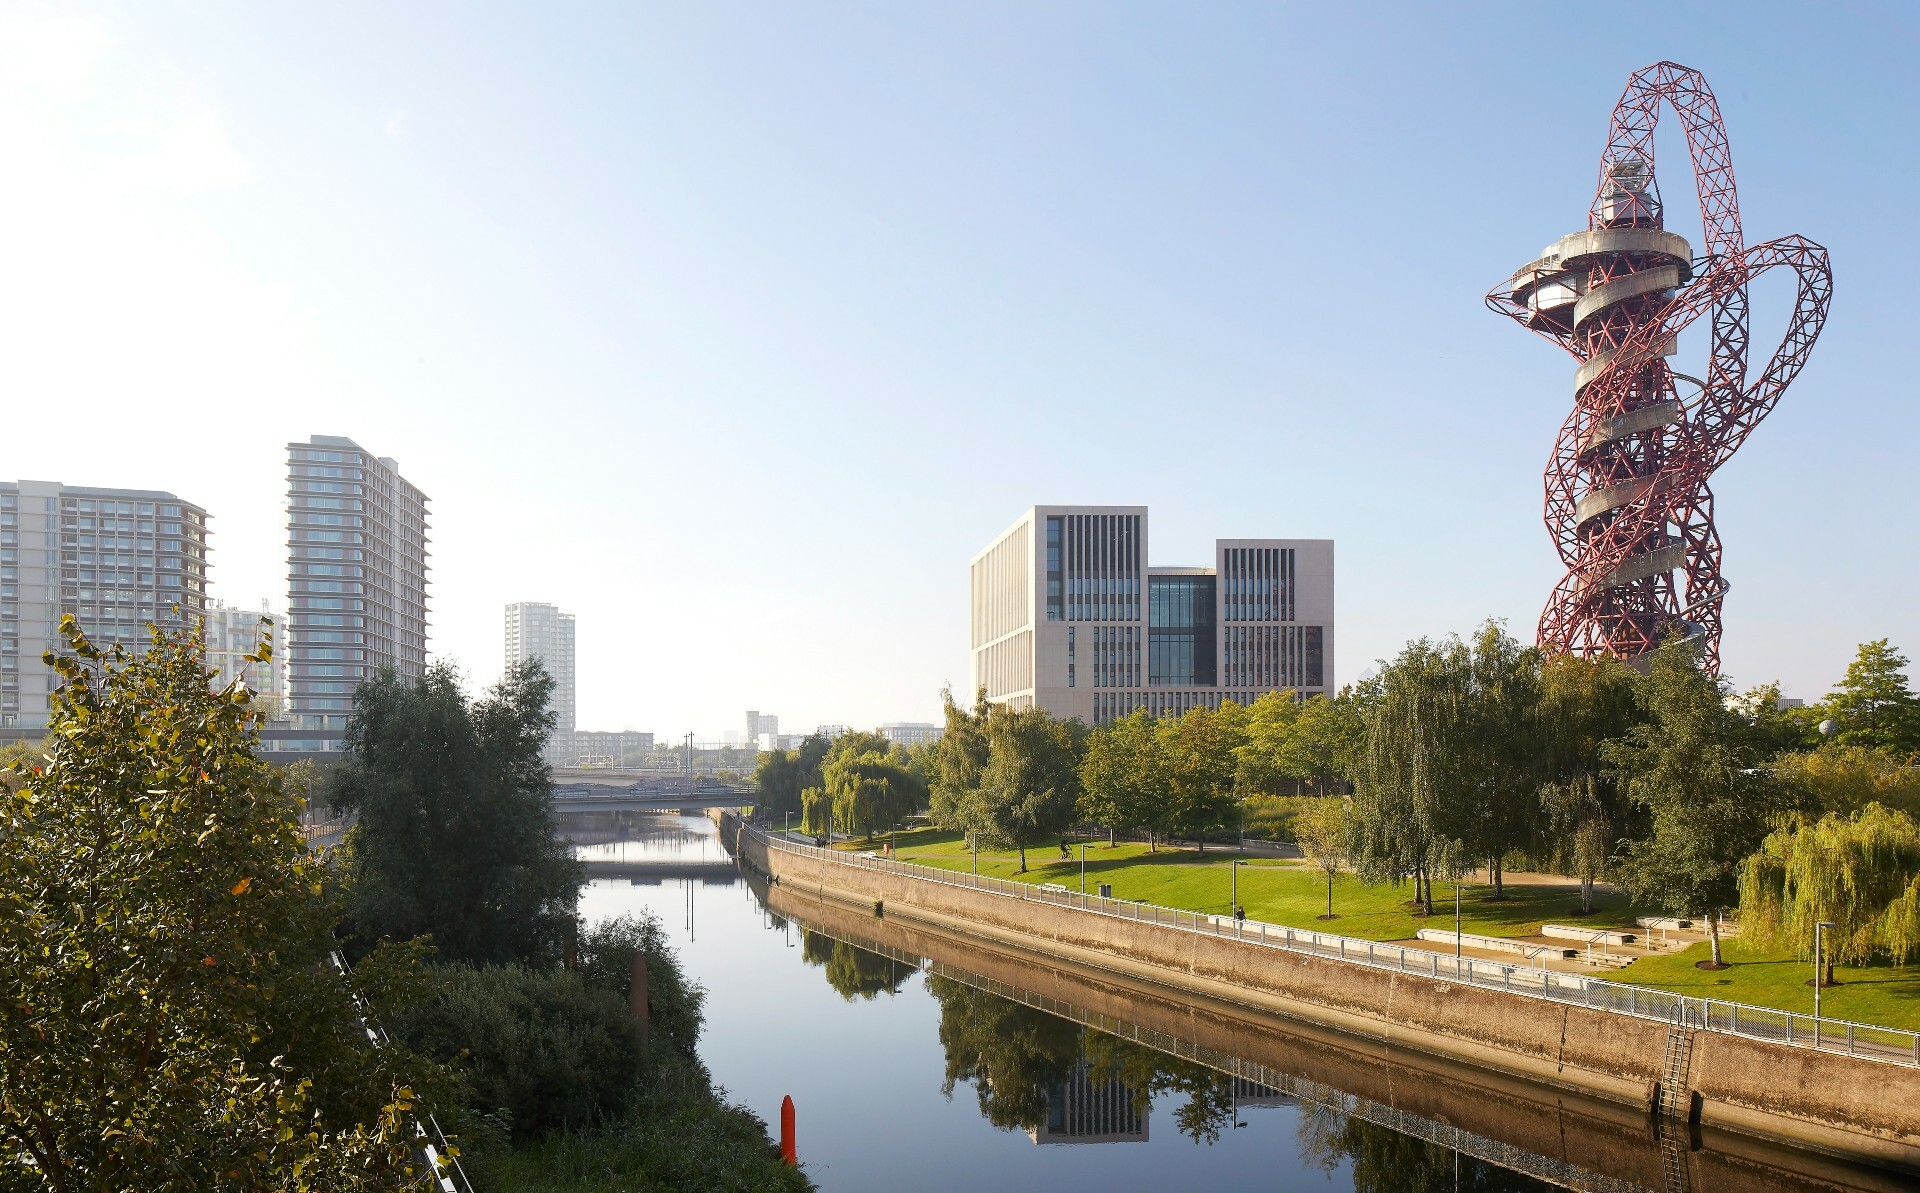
[1606,643,1787,964]
[0,619,442,1191]
[1739,803,1920,971]
[1824,639,1920,758]
[329,658,583,967]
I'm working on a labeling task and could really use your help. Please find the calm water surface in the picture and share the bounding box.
[569,812,1587,1193]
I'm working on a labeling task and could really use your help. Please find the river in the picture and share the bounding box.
[566,812,1902,1193]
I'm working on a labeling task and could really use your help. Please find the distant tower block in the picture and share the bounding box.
[1488,62,1832,671]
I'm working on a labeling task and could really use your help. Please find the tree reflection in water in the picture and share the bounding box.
[1297,1102,1552,1192]
[799,929,919,1002]
[801,935,1553,1180]
[927,975,1239,1145]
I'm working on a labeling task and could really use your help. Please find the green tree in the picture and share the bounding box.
[1282,692,1368,795]
[1538,652,1642,911]
[1606,643,1787,966]
[752,748,805,821]
[1772,744,1920,818]
[1739,803,1920,979]
[977,707,1084,873]
[0,619,443,1191]
[1078,708,1166,848]
[1351,638,1469,914]
[928,688,995,844]
[330,659,583,967]
[1295,796,1350,919]
[1233,690,1303,795]
[823,748,928,841]
[1824,639,1920,757]
[1159,704,1244,851]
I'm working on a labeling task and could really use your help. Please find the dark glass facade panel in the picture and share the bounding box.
[1147,575,1215,686]
[1046,517,1062,621]
[1305,625,1324,688]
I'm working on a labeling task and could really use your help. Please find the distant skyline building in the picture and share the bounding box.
[572,729,654,768]
[507,601,576,762]
[281,435,430,754]
[204,599,288,716]
[878,721,943,746]
[0,480,210,733]
[815,724,849,740]
[746,709,779,742]
[970,505,1333,725]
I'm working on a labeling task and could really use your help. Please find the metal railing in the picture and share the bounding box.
[329,951,476,1193]
[744,820,1920,1068]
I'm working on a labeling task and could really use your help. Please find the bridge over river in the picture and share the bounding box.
[551,773,754,813]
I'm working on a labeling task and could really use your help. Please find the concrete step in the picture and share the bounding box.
[1415,929,1577,963]
[1542,924,1640,947]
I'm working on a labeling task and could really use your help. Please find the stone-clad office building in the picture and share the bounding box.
[969,505,1333,725]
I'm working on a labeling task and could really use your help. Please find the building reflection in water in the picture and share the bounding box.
[1029,1060,1147,1145]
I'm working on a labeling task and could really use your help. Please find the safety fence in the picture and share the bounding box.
[329,951,475,1193]
[747,822,1919,1068]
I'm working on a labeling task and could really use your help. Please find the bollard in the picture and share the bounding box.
[630,952,649,1034]
[780,1095,796,1165]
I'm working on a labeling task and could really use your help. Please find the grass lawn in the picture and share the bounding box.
[1610,940,1920,1032]
[828,829,1920,1031]
[864,829,1649,943]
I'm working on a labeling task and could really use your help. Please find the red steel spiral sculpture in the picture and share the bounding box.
[1489,62,1831,672]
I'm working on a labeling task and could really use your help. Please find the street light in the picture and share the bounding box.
[1231,859,1243,918]
[1080,840,1088,895]
[1455,878,1463,959]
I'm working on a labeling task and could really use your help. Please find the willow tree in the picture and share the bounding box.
[823,748,927,841]
[1739,803,1920,981]
[1352,638,1468,914]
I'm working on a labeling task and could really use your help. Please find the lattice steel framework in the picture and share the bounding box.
[1488,62,1832,671]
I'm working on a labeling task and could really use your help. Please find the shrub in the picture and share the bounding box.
[392,964,644,1140]
[575,913,704,1054]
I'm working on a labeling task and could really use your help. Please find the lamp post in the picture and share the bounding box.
[1455,878,1463,960]
[1231,859,1242,918]
[1080,840,1088,895]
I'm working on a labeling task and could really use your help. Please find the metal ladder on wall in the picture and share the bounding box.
[1655,1009,1696,1193]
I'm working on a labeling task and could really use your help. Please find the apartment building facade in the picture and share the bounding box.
[0,481,209,732]
[279,435,430,753]
[969,505,1333,725]
[507,601,577,762]
[204,600,289,715]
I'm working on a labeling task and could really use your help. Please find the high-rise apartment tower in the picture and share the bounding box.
[281,436,429,753]
[506,601,576,762]
[0,481,209,733]
[970,505,1333,725]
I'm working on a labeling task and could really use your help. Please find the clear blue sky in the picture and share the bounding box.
[1,2,1913,737]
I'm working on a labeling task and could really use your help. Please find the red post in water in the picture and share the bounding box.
[779,1095,796,1166]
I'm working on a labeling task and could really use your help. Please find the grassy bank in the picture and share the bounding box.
[1610,941,1920,1032]
[856,829,1646,942]
[832,828,1920,1031]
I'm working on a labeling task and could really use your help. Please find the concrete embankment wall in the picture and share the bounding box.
[766,875,1914,1193]
[722,814,1920,1174]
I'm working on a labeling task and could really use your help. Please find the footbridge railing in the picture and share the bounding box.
[738,820,1919,1069]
